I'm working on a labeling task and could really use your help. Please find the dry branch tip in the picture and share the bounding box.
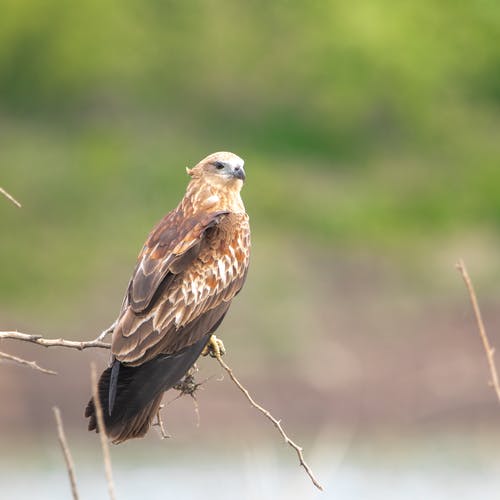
[0,351,57,375]
[456,259,500,403]
[213,349,324,491]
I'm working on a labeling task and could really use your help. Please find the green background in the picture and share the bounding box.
[1,3,500,498]
[2,1,500,314]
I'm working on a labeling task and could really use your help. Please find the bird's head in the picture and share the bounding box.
[186,152,246,191]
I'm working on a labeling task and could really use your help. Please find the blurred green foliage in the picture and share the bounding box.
[1,0,500,309]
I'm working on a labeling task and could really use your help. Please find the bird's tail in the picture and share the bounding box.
[85,335,209,444]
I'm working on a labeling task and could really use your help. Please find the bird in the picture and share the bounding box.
[85,151,250,443]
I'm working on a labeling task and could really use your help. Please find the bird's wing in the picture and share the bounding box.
[111,211,250,365]
[127,209,229,313]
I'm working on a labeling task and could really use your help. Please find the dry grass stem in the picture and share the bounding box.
[0,350,57,375]
[214,351,324,491]
[0,186,22,207]
[456,259,500,403]
[0,331,110,350]
[91,363,117,500]
[53,407,80,500]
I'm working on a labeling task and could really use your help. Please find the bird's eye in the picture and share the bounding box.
[213,161,226,170]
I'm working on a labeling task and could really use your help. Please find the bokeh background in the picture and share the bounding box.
[1,1,500,498]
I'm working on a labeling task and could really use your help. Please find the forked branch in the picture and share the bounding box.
[0,326,112,377]
[0,330,111,350]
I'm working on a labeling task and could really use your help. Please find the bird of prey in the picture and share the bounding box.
[85,152,250,443]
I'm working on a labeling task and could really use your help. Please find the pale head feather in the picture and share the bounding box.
[183,152,247,214]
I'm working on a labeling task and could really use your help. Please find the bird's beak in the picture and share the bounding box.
[232,165,246,181]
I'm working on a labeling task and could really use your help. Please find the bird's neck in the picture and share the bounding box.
[183,179,245,214]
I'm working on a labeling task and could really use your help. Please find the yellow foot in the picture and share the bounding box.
[201,335,226,358]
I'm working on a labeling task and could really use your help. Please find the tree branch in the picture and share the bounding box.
[213,351,324,491]
[0,186,21,207]
[0,325,113,376]
[0,330,111,350]
[53,406,80,500]
[1,324,323,490]
[456,259,500,403]
[0,350,57,375]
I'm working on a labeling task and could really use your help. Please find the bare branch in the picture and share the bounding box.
[1,324,322,490]
[456,259,500,403]
[0,331,111,351]
[0,350,57,375]
[91,363,117,500]
[0,186,21,207]
[213,350,324,491]
[53,407,80,500]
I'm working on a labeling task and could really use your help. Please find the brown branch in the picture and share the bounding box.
[1,324,322,490]
[0,350,57,375]
[456,259,500,403]
[0,324,113,376]
[91,363,117,500]
[213,351,324,491]
[0,186,21,207]
[53,407,80,500]
[0,331,111,350]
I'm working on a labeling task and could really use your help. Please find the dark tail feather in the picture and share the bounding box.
[85,334,210,444]
[108,360,120,415]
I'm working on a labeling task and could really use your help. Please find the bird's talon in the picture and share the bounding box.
[202,335,225,358]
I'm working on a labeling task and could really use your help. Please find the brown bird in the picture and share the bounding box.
[85,152,250,443]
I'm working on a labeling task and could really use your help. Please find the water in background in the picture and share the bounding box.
[2,431,500,500]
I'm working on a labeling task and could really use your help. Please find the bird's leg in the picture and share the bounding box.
[201,334,226,358]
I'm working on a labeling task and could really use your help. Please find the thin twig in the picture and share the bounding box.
[91,363,117,500]
[0,331,110,350]
[0,186,21,207]
[153,404,171,439]
[96,321,116,342]
[456,259,500,403]
[0,350,57,375]
[214,351,324,491]
[53,407,80,500]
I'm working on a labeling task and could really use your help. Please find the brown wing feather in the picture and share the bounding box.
[112,212,250,366]
[128,209,229,312]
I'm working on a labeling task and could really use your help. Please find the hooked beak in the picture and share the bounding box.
[232,165,246,181]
